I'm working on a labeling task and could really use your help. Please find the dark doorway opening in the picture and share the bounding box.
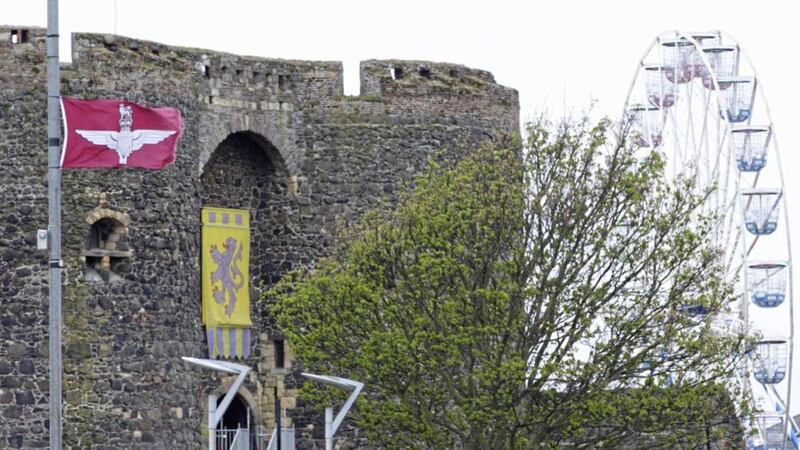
[215,394,255,450]
[217,394,252,430]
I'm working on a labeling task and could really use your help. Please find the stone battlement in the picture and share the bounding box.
[1,25,516,109]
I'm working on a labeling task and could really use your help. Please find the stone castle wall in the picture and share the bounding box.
[0,26,518,449]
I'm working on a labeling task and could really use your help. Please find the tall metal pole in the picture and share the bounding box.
[46,0,63,448]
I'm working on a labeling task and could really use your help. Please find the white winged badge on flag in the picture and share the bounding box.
[76,105,175,164]
[61,97,183,169]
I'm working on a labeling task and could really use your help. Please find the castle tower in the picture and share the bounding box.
[0,26,518,449]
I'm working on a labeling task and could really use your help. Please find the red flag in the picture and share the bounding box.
[60,97,183,169]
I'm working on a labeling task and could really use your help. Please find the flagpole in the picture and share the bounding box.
[46,0,63,448]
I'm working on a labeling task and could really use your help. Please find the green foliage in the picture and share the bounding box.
[270,117,749,449]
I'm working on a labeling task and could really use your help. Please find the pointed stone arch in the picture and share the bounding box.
[202,382,264,443]
[215,382,262,425]
[196,111,301,178]
[199,129,301,289]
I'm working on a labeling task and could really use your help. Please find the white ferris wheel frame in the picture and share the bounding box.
[623,30,796,448]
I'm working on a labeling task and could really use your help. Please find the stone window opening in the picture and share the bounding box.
[391,66,404,80]
[274,339,285,369]
[278,74,288,91]
[203,65,210,78]
[419,67,432,79]
[10,29,29,44]
[449,68,459,78]
[84,216,132,282]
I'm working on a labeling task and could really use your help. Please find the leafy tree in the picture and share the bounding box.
[270,117,750,449]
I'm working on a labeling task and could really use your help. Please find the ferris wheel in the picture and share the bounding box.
[624,31,795,449]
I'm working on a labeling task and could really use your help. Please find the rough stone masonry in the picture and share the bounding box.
[0,26,518,449]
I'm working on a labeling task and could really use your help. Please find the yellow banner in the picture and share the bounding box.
[202,207,252,327]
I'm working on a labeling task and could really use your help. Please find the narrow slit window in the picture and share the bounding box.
[274,340,285,369]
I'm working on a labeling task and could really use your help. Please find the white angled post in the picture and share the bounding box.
[301,373,364,450]
[325,406,333,450]
[182,357,251,450]
[208,394,216,450]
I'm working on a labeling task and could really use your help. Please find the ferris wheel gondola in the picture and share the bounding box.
[624,31,795,449]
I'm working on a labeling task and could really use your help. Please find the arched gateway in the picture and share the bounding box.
[197,130,298,449]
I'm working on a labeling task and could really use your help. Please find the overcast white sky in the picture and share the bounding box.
[5,0,800,418]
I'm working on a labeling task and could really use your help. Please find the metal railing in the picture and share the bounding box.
[262,426,295,450]
[216,428,247,450]
[216,426,295,450]
[230,428,249,450]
